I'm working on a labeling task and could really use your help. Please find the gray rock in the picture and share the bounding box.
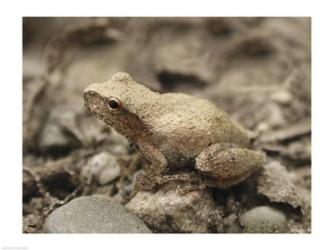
[126,186,214,233]
[257,161,303,210]
[39,122,71,151]
[81,152,121,185]
[152,31,217,85]
[239,206,288,233]
[223,214,242,233]
[43,196,151,233]
[39,107,81,152]
[270,89,292,105]
[109,131,131,155]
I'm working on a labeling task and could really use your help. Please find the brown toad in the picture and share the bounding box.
[84,72,265,190]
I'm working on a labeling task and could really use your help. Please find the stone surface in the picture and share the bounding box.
[81,152,121,185]
[43,196,151,233]
[126,186,214,233]
[223,214,242,233]
[257,161,303,210]
[39,122,72,151]
[39,107,81,152]
[239,206,288,233]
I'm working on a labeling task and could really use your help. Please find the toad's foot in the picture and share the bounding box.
[155,173,207,194]
[133,172,159,192]
[134,171,207,194]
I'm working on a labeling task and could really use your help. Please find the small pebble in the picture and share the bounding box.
[239,206,288,233]
[223,214,242,233]
[43,196,151,233]
[81,152,121,185]
[266,103,286,128]
[270,90,292,105]
[39,122,72,151]
[39,108,79,152]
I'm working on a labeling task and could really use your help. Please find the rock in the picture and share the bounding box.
[257,161,303,210]
[75,115,113,147]
[152,31,217,85]
[126,186,214,233]
[43,196,151,233]
[39,122,73,152]
[39,107,81,153]
[81,152,121,185]
[264,102,286,128]
[223,214,242,233]
[270,89,292,105]
[110,144,129,155]
[282,140,311,163]
[109,130,131,155]
[239,206,288,233]
[209,208,224,233]
[23,214,44,233]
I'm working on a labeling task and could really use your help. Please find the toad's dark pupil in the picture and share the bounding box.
[108,100,119,109]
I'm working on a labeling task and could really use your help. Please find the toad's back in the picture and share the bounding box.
[149,93,250,164]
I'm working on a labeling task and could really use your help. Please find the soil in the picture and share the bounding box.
[22,17,311,233]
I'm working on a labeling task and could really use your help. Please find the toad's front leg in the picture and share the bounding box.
[134,142,203,192]
[195,143,265,188]
[133,142,167,191]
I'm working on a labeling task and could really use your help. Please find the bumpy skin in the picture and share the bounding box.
[84,72,265,189]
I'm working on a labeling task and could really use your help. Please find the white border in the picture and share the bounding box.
[1,0,332,250]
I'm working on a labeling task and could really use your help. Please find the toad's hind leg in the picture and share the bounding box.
[195,143,265,188]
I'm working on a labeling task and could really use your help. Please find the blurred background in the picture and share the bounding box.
[22,17,311,233]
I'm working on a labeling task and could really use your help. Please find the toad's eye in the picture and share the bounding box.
[107,98,123,112]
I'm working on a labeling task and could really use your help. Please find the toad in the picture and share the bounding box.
[84,72,265,190]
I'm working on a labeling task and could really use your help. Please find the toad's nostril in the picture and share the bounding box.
[83,90,96,102]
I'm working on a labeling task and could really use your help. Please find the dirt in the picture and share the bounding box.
[22,17,311,233]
